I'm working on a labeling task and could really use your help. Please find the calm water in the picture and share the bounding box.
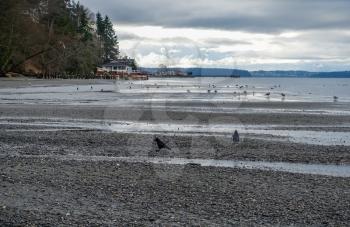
[0,77,349,104]
[5,154,349,178]
[0,78,349,146]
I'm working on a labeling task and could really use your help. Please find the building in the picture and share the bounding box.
[100,59,134,73]
[97,58,149,80]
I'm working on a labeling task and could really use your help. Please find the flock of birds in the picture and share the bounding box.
[73,82,341,152]
[75,82,340,102]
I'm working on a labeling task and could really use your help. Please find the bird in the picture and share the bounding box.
[154,137,171,151]
[232,130,240,143]
[281,93,286,97]
[90,86,93,90]
[334,96,339,101]
[265,92,271,96]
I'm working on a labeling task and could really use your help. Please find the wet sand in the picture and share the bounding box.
[0,79,350,225]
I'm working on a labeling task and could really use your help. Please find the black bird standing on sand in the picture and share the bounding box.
[154,137,171,151]
[232,130,240,143]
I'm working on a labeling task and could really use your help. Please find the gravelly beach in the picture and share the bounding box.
[0,79,349,225]
[1,156,350,226]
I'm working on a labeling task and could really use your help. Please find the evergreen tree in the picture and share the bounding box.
[96,12,104,38]
[102,16,119,62]
[0,0,121,76]
[76,5,93,41]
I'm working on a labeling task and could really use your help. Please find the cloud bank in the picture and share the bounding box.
[80,0,350,71]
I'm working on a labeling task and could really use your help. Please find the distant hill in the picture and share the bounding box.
[250,70,313,77]
[141,67,252,77]
[141,67,350,78]
[310,71,350,78]
[250,70,350,78]
[186,68,252,77]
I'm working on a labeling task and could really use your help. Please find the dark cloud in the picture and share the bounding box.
[118,32,141,41]
[203,38,251,46]
[80,0,350,33]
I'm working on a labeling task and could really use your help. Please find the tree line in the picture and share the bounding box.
[0,0,119,77]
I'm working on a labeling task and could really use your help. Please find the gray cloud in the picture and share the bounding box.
[80,0,350,33]
[203,38,251,46]
[80,0,350,71]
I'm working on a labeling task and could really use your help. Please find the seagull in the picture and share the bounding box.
[334,96,339,101]
[154,137,171,151]
[265,92,271,96]
[232,130,240,143]
[281,93,286,97]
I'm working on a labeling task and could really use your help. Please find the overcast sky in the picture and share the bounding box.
[80,0,350,71]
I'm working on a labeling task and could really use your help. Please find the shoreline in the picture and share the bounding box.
[0,78,349,225]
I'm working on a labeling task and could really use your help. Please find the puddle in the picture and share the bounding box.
[6,154,350,178]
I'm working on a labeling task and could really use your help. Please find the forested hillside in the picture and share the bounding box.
[0,0,118,77]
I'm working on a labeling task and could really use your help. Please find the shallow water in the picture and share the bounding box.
[6,154,350,177]
[1,117,349,146]
[1,78,349,146]
[0,78,349,105]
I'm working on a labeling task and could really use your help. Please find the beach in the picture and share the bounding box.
[0,78,349,225]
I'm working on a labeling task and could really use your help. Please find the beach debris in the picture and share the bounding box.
[214,90,218,93]
[154,137,171,151]
[265,92,271,96]
[281,93,286,97]
[243,91,248,95]
[232,130,240,143]
[334,96,339,101]
[208,90,211,93]
[186,163,201,167]
[76,87,79,91]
